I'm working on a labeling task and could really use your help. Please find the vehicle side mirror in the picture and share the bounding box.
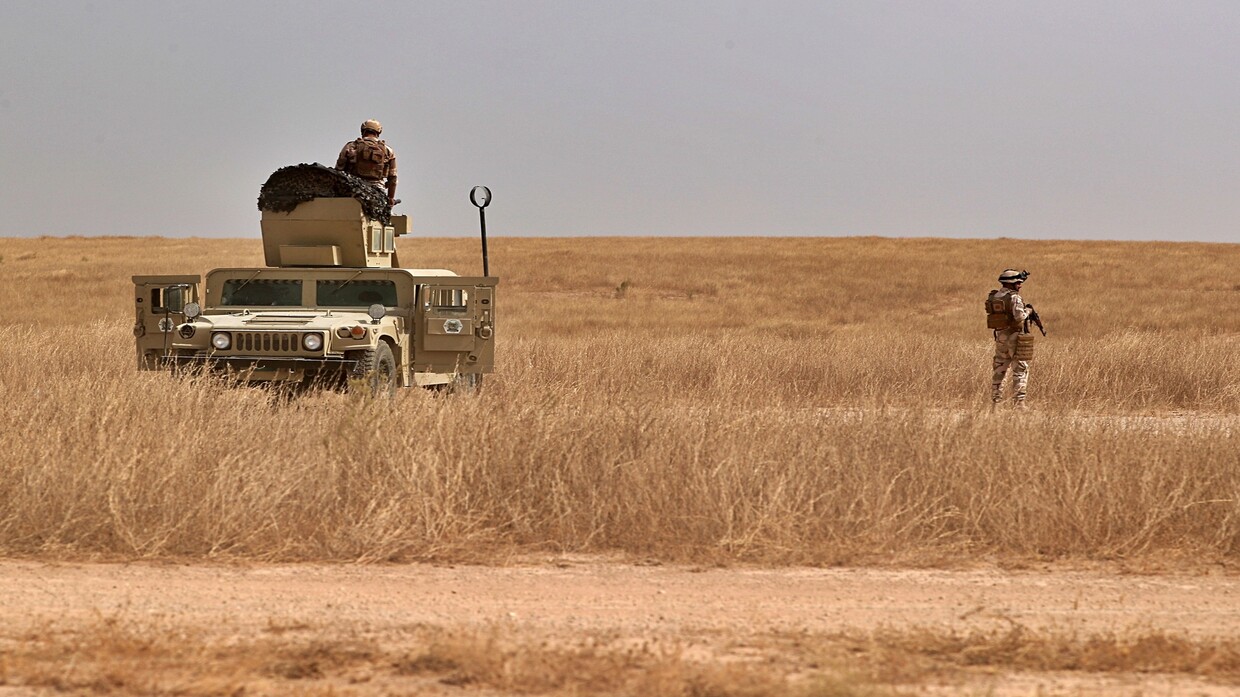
[163,285,189,313]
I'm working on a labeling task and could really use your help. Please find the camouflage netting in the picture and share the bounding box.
[257,163,391,224]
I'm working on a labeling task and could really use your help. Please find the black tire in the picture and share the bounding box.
[350,342,397,397]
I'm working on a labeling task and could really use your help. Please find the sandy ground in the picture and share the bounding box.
[3,559,1240,695]
[3,559,1238,638]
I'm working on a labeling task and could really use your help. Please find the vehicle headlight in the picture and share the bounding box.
[302,333,323,351]
[184,302,202,319]
[211,332,231,350]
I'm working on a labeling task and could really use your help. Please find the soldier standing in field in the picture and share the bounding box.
[336,119,398,206]
[987,269,1035,406]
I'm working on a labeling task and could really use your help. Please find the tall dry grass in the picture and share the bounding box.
[0,235,1236,563]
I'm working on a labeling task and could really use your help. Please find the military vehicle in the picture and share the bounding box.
[132,165,497,395]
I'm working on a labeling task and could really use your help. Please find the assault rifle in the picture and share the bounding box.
[1024,305,1046,336]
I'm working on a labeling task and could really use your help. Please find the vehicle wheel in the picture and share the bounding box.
[351,342,397,397]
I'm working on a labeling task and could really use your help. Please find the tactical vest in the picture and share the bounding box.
[351,138,390,180]
[985,289,1021,331]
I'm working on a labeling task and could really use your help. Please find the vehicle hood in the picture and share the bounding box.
[201,311,374,331]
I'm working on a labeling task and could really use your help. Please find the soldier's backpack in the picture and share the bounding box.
[351,138,390,179]
[985,289,1019,330]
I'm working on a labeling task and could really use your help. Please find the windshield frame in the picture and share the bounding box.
[204,268,414,311]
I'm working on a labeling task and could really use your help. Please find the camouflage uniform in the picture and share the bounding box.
[990,288,1031,403]
[336,136,397,192]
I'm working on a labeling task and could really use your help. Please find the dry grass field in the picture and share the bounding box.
[0,234,1237,564]
[1,233,1239,695]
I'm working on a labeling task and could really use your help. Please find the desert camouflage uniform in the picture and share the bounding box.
[336,136,397,191]
[991,288,1031,403]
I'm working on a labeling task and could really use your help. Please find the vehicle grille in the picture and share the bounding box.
[233,332,301,354]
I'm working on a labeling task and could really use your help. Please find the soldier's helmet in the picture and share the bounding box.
[998,269,1029,284]
[361,119,383,135]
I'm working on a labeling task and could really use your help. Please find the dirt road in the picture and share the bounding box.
[3,560,1239,696]
[3,559,1236,637]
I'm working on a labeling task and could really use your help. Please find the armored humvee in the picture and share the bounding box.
[132,181,496,395]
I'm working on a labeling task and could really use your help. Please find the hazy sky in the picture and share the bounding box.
[1,1,1237,241]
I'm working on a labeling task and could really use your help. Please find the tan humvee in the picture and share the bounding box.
[133,197,496,394]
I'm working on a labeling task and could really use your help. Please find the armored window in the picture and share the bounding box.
[430,288,468,310]
[316,279,398,307]
[220,279,303,306]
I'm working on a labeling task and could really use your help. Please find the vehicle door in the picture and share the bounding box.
[132,275,201,369]
[412,280,496,374]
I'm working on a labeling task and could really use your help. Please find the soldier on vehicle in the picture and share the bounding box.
[986,269,1035,406]
[336,120,398,206]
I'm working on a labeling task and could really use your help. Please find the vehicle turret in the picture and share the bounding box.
[260,197,410,268]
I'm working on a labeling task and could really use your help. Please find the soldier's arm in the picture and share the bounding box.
[335,144,352,171]
[1012,294,1031,322]
[386,149,398,204]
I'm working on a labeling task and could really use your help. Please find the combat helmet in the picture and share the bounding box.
[998,269,1029,284]
[361,119,383,135]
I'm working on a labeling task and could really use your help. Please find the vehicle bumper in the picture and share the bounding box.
[169,354,358,382]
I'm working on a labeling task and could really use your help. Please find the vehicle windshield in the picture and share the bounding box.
[316,279,398,307]
[220,279,303,306]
